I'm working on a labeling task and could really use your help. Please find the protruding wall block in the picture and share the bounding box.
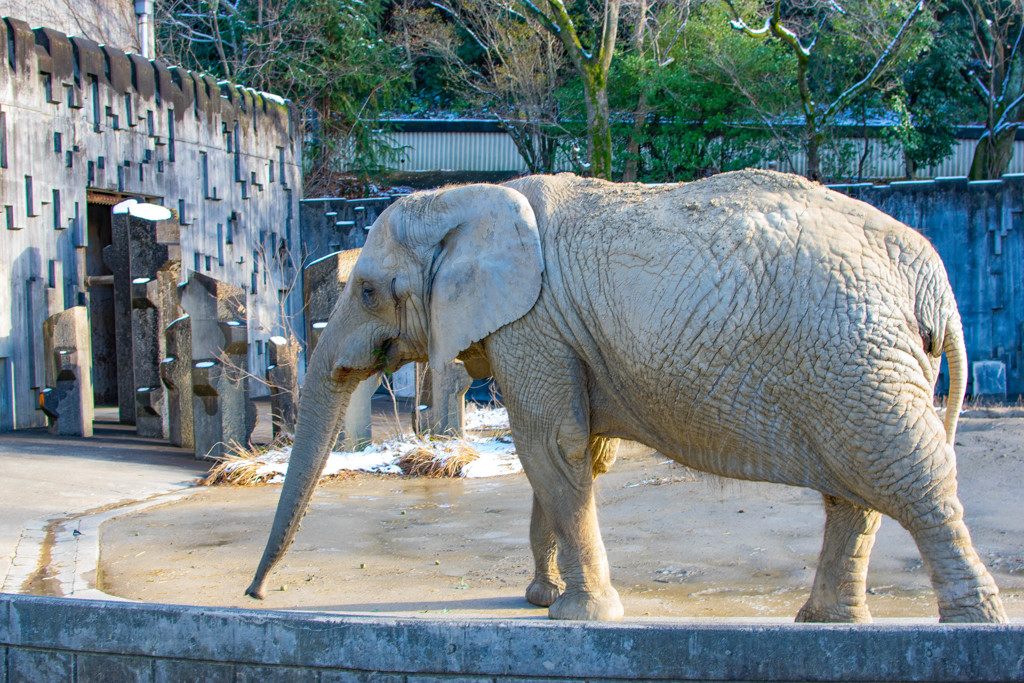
[302,248,360,357]
[161,315,194,449]
[302,248,375,449]
[127,206,181,438]
[266,334,300,437]
[39,306,94,436]
[180,273,255,460]
[413,361,471,438]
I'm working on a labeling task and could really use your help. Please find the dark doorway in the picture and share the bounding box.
[86,201,118,405]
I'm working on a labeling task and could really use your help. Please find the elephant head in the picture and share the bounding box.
[246,184,544,599]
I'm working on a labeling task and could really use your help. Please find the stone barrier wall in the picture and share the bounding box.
[1,595,1022,681]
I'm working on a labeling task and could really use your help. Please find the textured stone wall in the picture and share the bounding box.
[0,16,302,428]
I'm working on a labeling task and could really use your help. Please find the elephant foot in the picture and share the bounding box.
[245,581,267,600]
[938,594,1007,624]
[548,586,623,621]
[795,600,872,624]
[526,578,564,607]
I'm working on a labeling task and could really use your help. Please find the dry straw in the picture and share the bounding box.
[396,439,480,477]
[203,437,295,486]
[203,434,483,485]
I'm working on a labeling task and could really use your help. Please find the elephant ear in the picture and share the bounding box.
[393,184,544,366]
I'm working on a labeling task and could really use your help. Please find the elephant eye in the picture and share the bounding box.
[361,283,376,307]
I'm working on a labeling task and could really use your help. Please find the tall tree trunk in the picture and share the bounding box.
[806,126,823,182]
[968,125,1019,180]
[517,0,619,180]
[622,92,650,182]
[582,70,613,179]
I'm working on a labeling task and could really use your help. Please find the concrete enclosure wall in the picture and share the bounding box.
[0,16,302,428]
[1,594,1022,681]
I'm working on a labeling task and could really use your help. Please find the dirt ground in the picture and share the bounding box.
[97,414,1024,620]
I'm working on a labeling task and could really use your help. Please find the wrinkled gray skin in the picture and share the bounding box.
[247,170,1006,623]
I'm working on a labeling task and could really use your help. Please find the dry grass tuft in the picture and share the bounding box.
[203,437,292,486]
[397,440,480,477]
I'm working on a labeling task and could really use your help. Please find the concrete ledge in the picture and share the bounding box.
[2,595,1023,681]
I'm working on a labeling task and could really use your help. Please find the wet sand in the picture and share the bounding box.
[97,415,1024,620]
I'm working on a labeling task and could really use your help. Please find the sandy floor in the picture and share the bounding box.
[97,414,1024,620]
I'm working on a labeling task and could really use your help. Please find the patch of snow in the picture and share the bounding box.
[128,203,173,221]
[464,405,510,431]
[112,199,138,214]
[461,439,521,478]
[112,199,173,221]
[223,434,521,484]
[259,91,288,105]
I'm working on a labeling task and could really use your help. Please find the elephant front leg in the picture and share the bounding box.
[520,429,623,621]
[526,436,618,608]
[797,494,880,623]
[490,334,622,621]
[526,494,564,607]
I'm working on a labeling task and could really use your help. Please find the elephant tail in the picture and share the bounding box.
[941,315,967,446]
[909,249,965,446]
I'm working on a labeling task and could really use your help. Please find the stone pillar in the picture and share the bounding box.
[129,215,181,439]
[104,211,135,425]
[302,249,375,449]
[413,361,471,438]
[338,375,379,451]
[39,307,94,437]
[302,249,360,355]
[161,315,194,449]
[180,273,256,460]
[106,202,180,428]
[266,334,300,437]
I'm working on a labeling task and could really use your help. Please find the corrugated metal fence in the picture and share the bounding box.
[379,120,1024,180]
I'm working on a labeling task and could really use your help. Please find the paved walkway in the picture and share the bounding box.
[0,407,209,592]
[0,395,413,595]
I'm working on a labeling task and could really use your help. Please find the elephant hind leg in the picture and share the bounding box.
[891,443,1005,623]
[797,494,880,623]
[857,415,1006,624]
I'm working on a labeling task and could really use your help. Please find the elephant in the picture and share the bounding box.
[247,169,1006,623]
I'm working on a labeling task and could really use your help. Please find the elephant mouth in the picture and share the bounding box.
[373,338,395,372]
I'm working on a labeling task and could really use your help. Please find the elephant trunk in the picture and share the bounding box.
[246,360,363,599]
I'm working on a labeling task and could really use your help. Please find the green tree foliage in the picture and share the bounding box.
[608,1,779,181]
[517,0,622,179]
[158,0,1008,188]
[416,0,571,173]
[724,0,931,180]
[886,12,978,177]
[156,0,408,195]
